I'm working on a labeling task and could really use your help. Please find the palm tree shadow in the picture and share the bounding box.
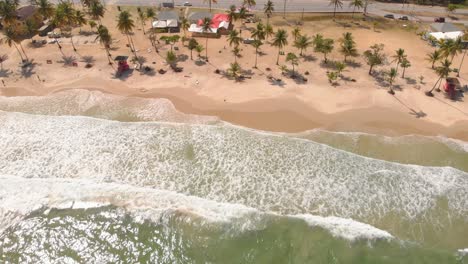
[434,95,467,115]
[345,60,361,69]
[111,69,134,80]
[0,69,12,78]
[19,60,38,78]
[195,60,206,66]
[393,96,427,118]
[266,75,285,87]
[177,54,189,62]
[302,54,317,62]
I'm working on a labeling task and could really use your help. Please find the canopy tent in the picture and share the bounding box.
[188,24,219,34]
[194,13,230,31]
[152,19,178,28]
[428,31,464,41]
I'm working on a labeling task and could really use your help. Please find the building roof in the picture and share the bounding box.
[188,12,213,22]
[157,11,179,21]
[16,5,37,21]
[430,22,461,33]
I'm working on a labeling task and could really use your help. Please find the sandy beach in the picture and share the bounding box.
[1,6,467,140]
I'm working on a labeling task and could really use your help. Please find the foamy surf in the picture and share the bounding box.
[0,175,392,242]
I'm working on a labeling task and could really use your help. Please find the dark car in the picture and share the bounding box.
[399,16,409,20]
[384,14,395,19]
[434,17,445,22]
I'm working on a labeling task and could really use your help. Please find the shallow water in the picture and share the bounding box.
[0,89,467,263]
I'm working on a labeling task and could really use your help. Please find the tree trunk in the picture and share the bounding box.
[254,48,258,68]
[402,67,406,78]
[71,34,77,52]
[209,0,212,12]
[352,6,356,18]
[429,77,442,93]
[431,60,435,69]
[13,43,25,62]
[205,37,209,62]
[369,64,373,75]
[276,49,280,65]
[190,49,193,60]
[456,49,466,77]
[18,43,29,61]
[334,4,337,18]
[324,53,327,63]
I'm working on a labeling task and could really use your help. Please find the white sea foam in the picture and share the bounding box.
[0,89,219,124]
[0,175,393,242]
[294,214,393,241]
[0,110,467,224]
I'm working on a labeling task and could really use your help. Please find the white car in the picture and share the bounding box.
[183,2,192,6]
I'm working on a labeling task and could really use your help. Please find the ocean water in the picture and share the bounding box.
[0,89,467,263]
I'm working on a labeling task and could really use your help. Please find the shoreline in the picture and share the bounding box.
[2,84,468,141]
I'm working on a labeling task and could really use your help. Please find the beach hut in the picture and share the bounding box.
[153,11,179,33]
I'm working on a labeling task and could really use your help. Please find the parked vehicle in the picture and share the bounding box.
[434,17,445,22]
[183,2,192,6]
[384,14,395,19]
[399,16,409,20]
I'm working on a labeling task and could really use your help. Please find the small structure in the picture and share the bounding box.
[188,13,231,37]
[14,5,42,35]
[444,77,461,100]
[114,56,129,76]
[152,11,179,33]
[38,22,53,37]
[427,22,464,42]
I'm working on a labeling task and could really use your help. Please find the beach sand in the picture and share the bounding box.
[0,7,467,140]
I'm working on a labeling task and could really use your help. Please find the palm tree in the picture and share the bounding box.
[166,51,177,69]
[117,11,137,57]
[291,27,301,41]
[188,38,198,60]
[387,67,397,94]
[204,0,218,13]
[392,48,406,73]
[180,18,190,37]
[25,19,37,43]
[456,36,467,77]
[426,49,442,69]
[339,32,358,62]
[329,0,343,18]
[227,5,238,23]
[282,0,287,18]
[272,29,288,65]
[313,34,334,63]
[244,0,256,7]
[137,7,146,35]
[201,17,212,62]
[265,24,274,41]
[228,30,242,62]
[89,20,97,32]
[363,43,386,75]
[160,35,180,52]
[426,59,451,96]
[0,0,18,25]
[252,39,263,68]
[54,1,79,52]
[264,0,274,25]
[349,0,363,18]
[293,34,312,56]
[195,44,204,61]
[75,10,87,33]
[36,0,54,20]
[286,52,298,76]
[0,26,28,62]
[335,61,346,77]
[96,25,113,64]
[227,62,242,80]
[89,1,105,24]
[146,8,155,29]
[251,22,266,41]
[400,58,411,78]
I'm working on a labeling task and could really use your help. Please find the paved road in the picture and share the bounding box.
[102,0,467,25]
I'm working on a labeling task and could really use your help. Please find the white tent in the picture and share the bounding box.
[153,20,167,28]
[428,31,464,41]
[166,19,178,28]
[188,24,218,34]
